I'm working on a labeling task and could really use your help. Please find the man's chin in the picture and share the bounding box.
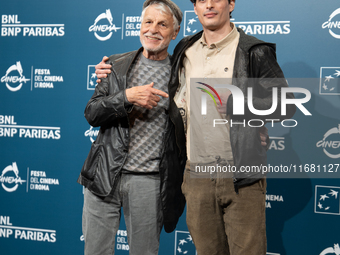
[143,45,167,54]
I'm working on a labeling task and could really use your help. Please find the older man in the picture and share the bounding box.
[77,1,186,254]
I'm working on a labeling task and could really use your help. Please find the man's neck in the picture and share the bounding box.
[203,22,233,47]
[142,49,168,61]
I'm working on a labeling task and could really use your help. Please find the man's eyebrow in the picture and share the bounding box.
[159,19,169,24]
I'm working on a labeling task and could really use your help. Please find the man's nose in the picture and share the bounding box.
[149,23,159,34]
[206,0,214,9]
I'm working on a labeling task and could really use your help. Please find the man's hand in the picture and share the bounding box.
[259,126,268,147]
[95,56,112,83]
[126,82,169,110]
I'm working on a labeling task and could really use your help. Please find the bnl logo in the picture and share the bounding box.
[174,231,280,255]
[174,231,196,255]
[314,185,340,215]
[320,67,340,95]
[87,65,97,90]
[183,11,201,37]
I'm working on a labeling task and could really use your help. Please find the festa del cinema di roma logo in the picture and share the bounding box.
[0,162,26,192]
[322,8,340,39]
[1,61,30,92]
[320,244,340,255]
[196,82,311,128]
[316,125,340,159]
[89,9,121,41]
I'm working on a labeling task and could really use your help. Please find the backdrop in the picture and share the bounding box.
[1,0,340,254]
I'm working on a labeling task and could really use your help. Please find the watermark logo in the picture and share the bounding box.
[89,9,121,41]
[197,82,311,117]
[316,125,340,159]
[174,231,196,255]
[0,162,26,192]
[195,79,311,128]
[320,67,340,95]
[196,82,223,114]
[322,8,340,39]
[314,185,340,215]
[1,61,30,92]
[319,243,340,255]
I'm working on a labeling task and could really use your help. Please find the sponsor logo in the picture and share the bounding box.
[1,61,30,92]
[29,170,59,191]
[0,163,26,192]
[266,193,284,209]
[183,11,290,36]
[268,137,285,151]
[88,11,147,40]
[183,11,201,36]
[124,15,141,37]
[33,68,63,89]
[316,125,340,159]
[174,231,196,255]
[315,185,340,215]
[87,65,97,90]
[0,161,60,193]
[84,126,99,143]
[322,8,340,39]
[319,243,340,255]
[319,67,340,95]
[89,9,121,41]
[0,115,61,140]
[116,230,129,251]
[234,20,290,35]
[1,14,64,37]
[1,62,64,92]
[80,226,127,249]
[0,216,56,242]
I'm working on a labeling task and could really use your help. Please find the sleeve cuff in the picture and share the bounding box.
[124,89,134,113]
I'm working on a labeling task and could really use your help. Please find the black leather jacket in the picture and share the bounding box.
[170,28,296,188]
[78,48,187,233]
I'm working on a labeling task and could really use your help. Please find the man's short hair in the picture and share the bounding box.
[142,0,183,31]
[189,0,233,3]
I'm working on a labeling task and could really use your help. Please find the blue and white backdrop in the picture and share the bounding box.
[1,0,340,254]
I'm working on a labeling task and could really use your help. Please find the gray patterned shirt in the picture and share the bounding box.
[123,52,170,172]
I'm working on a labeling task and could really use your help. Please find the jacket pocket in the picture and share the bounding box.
[81,143,104,181]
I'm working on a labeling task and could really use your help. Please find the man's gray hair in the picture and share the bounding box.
[141,0,183,31]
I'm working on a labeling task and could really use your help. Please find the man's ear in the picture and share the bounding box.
[172,26,180,40]
[229,0,235,13]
